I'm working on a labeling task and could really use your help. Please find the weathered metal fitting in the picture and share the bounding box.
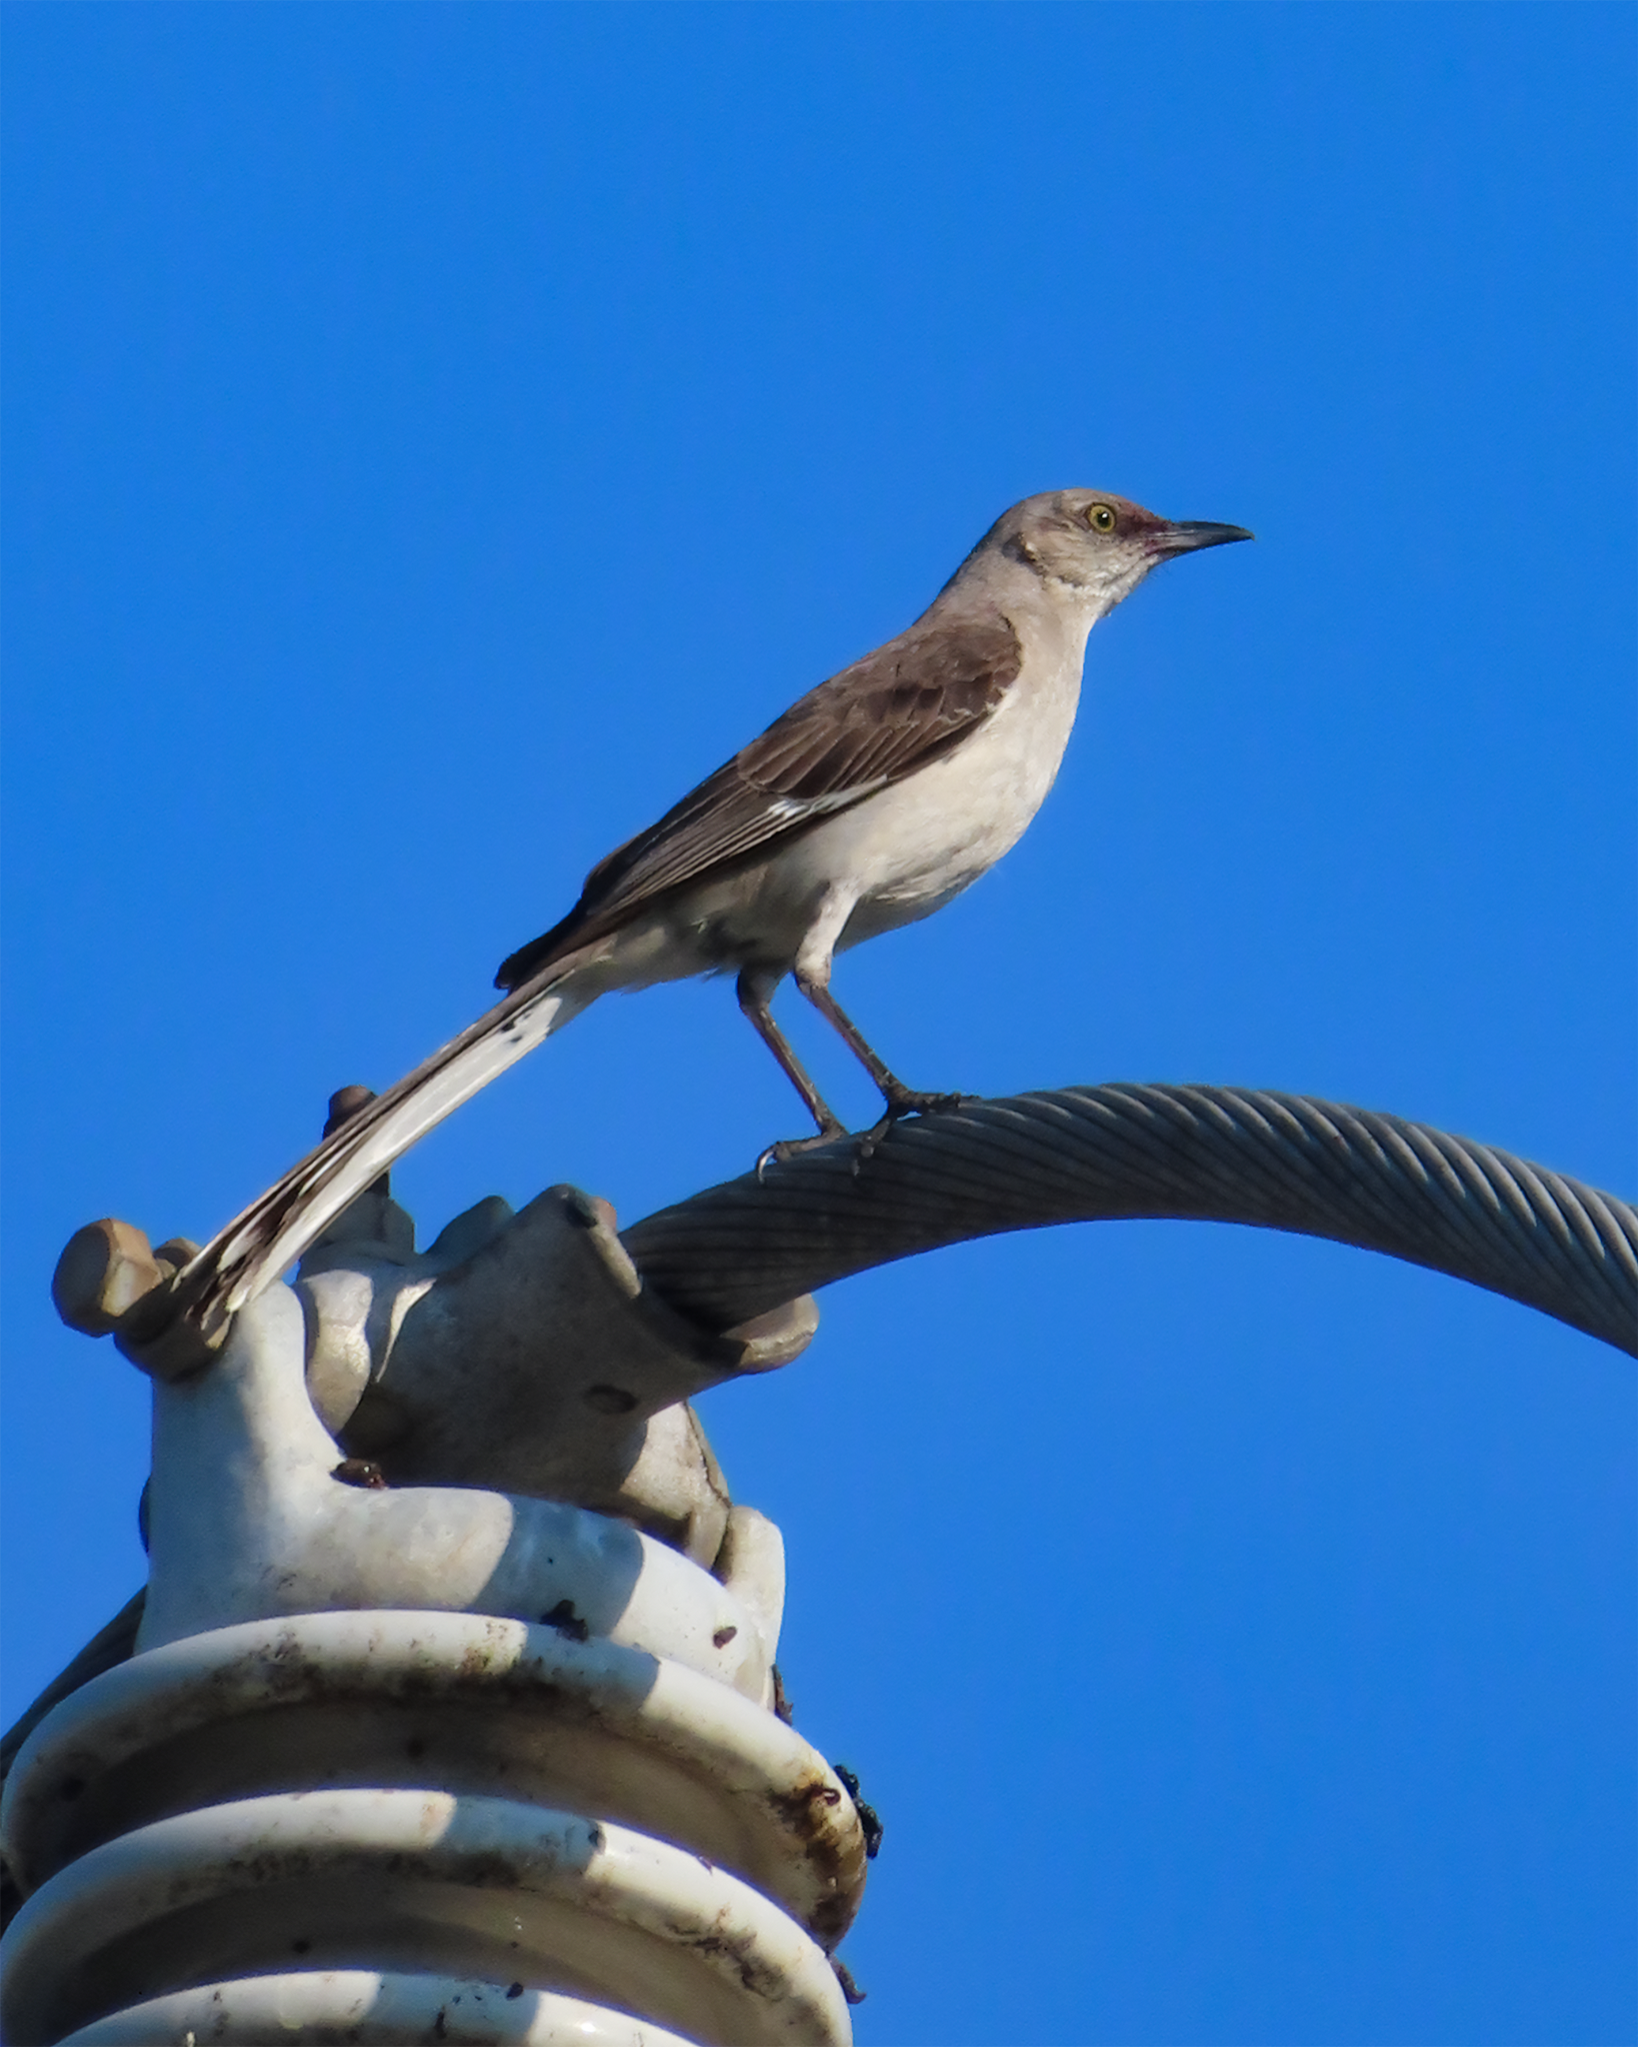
[136,1284,774,1698]
[24,1141,857,2042]
[713,1503,788,1661]
[299,1184,818,1565]
[113,1280,221,1383]
[51,1219,165,1337]
[51,1178,817,1566]
[306,1184,419,1263]
[52,1220,220,1382]
[7,1206,855,2041]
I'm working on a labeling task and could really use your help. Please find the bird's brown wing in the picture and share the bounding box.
[497,611,1021,987]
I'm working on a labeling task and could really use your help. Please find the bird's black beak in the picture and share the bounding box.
[1155,520,1255,556]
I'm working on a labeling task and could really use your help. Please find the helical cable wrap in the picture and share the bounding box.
[623,1084,1636,1356]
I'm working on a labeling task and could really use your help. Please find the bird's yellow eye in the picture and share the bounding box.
[1086,502,1117,534]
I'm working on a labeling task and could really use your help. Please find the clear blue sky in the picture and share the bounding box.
[3,7,1633,2043]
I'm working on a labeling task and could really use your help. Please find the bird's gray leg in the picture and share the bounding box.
[736,968,848,1155]
[791,958,964,1129]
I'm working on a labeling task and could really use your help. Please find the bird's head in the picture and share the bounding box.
[982,489,1253,615]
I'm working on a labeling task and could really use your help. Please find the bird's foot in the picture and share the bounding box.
[881,1086,967,1120]
[755,1120,850,1182]
[755,1092,967,1180]
[850,1087,968,1168]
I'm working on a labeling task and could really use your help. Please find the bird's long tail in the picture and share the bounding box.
[173,946,607,1337]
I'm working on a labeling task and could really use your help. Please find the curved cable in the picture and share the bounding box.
[622,1084,1637,1356]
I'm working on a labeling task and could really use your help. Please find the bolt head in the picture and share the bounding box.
[52,1219,164,1337]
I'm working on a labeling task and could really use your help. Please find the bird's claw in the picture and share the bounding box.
[756,1093,966,1180]
[848,1089,968,1171]
[848,1128,881,1175]
[882,1088,968,1119]
[756,1125,849,1182]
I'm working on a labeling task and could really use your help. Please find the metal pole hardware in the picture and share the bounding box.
[3,1082,1629,2042]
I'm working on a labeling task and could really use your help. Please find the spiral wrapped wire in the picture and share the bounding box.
[623,1084,1636,1356]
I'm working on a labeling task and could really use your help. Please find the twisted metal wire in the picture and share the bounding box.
[622,1084,1637,1356]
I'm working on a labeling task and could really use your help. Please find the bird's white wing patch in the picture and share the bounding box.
[766,784,886,824]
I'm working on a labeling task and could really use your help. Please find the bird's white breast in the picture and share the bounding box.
[598,590,1097,986]
[814,617,1087,950]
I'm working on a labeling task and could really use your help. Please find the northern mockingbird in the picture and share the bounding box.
[179,489,1250,1331]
